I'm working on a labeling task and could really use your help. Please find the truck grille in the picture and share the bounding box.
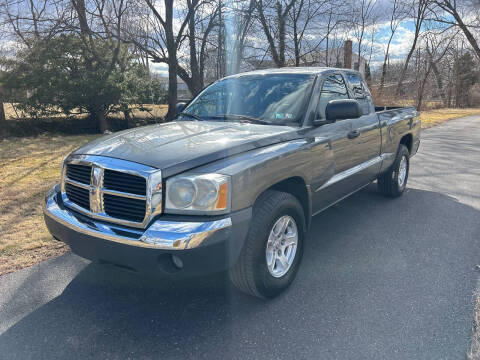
[103,194,146,222]
[65,182,90,209]
[103,170,146,195]
[66,164,91,184]
[64,162,148,225]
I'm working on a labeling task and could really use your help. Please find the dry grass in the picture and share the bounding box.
[3,103,168,121]
[420,108,480,129]
[110,104,168,120]
[0,134,98,276]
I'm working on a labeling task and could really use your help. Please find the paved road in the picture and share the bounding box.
[1,116,479,360]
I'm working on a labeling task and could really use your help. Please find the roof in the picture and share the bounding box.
[224,67,361,78]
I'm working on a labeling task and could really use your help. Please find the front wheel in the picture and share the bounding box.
[377,144,410,198]
[229,190,305,299]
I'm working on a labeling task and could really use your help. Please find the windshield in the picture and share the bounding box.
[180,73,315,125]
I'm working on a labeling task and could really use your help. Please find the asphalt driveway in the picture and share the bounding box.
[1,115,479,360]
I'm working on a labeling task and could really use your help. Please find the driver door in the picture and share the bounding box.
[310,74,366,213]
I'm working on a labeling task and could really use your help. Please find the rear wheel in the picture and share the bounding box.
[229,190,305,299]
[377,144,409,198]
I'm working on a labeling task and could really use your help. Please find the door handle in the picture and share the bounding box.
[347,130,360,139]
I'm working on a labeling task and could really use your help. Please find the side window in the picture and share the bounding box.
[317,74,349,119]
[346,73,372,114]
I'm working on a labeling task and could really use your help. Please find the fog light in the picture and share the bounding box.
[171,255,183,269]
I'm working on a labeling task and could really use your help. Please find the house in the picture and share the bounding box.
[154,74,191,99]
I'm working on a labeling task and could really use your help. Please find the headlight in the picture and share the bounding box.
[165,173,230,214]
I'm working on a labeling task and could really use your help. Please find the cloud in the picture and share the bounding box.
[150,62,169,76]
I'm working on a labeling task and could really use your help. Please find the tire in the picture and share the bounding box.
[377,144,410,198]
[229,190,306,299]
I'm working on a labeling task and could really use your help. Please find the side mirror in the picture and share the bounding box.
[325,99,361,121]
[175,102,187,114]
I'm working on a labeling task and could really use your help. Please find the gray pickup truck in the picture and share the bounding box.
[44,67,420,298]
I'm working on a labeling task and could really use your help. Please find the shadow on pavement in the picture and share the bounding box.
[1,185,479,360]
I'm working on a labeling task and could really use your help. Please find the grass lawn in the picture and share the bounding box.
[0,134,98,275]
[4,103,168,120]
[420,108,480,129]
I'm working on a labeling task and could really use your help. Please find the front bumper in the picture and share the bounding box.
[44,184,251,277]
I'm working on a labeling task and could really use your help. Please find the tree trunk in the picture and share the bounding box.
[430,59,446,105]
[416,72,430,110]
[164,0,178,121]
[396,0,426,95]
[456,21,480,61]
[187,0,203,93]
[380,62,387,88]
[443,1,480,61]
[355,41,362,71]
[380,36,394,88]
[293,18,300,66]
[123,110,131,128]
[0,102,6,124]
[94,111,109,133]
[277,10,286,67]
[166,54,178,121]
[397,45,416,95]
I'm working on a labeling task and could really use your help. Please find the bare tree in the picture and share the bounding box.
[0,0,67,48]
[124,0,199,119]
[416,29,456,109]
[380,0,407,88]
[0,0,68,125]
[255,0,297,67]
[429,0,480,60]
[225,0,255,74]
[350,0,377,71]
[396,0,429,95]
[288,0,332,66]
[124,0,218,119]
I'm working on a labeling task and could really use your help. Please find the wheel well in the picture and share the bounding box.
[400,134,413,153]
[268,177,310,226]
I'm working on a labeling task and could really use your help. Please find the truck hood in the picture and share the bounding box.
[73,121,303,177]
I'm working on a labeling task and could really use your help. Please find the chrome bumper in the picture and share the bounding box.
[43,185,232,250]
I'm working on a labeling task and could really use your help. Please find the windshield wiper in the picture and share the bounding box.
[176,112,204,121]
[211,114,270,125]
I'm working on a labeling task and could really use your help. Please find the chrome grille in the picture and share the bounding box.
[65,182,90,210]
[61,156,160,228]
[104,170,146,195]
[103,193,146,222]
[66,164,91,184]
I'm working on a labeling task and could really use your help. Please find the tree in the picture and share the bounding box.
[5,35,149,129]
[225,0,256,75]
[288,0,336,66]
[431,0,480,61]
[380,0,407,88]
[350,0,377,71]
[255,0,297,67]
[453,52,478,107]
[396,0,429,95]
[415,30,455,109]
[68,0,128,131]
[124,0,217,120]
[0,84,5,124]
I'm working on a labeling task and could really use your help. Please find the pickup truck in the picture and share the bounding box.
[44,67,420,298]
